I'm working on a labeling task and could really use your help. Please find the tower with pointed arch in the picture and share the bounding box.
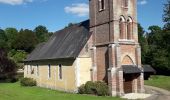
[89,0,144,96]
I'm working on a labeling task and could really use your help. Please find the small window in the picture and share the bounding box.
[58,64,62,80]
[30,65,34,74]
[127,17,133,39]
[119,16,126,39]
[123,0,128,8]
[27,65,29,74]
[37,65,39,76]
[48,64,51,78]
[99,0,105,11]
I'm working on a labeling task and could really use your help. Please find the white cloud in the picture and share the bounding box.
[0,0,33,5]
[64,3,89,17]
[138,0,148,5]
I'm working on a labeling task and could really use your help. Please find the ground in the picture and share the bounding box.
[0,75,170,100]
[144,75,170,100]
[145,75,170,91]
[0,82,122,100]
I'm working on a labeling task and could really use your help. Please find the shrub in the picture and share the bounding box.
[78,81,109,96]
[0,72,18,83]
[20,78,36,86]
[84,81,96,94]
[94,81,109,96]
[78,84,86,94]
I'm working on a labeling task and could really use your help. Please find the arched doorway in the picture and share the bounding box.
[122,55,141,93]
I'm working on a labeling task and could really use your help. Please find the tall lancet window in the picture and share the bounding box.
[99,0,105,11]
[127,17,133,39]
[119,16,126,39]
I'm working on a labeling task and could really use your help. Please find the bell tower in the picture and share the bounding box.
[89,0,144,96]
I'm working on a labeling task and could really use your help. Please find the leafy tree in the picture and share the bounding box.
[163,0,170,30]
[34,25,49,43]
[0,29,7,49]
[8,50,27,68]
[12,29,38,53]
[138,24,148,64]
[146,25,170,75]
[0,48,17,81]
[5,28,18,49]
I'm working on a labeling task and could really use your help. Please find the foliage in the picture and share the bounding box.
[5,28,18,49]
[8,50,27,68]
[34,25,50,43]
[0,29,8,49]
[0,49,17,82]
[163,0,170,30]
[78,81,109,96]
[84,81,96,94]
[138,24,148,64]
[20,78,36,86]
[0,83,122,100]
[11,29,38,53]
[144,26,170,75]
[145,75,170,91]
[78,84,86,94]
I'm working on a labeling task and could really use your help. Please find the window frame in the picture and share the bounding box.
[119,16,126,39]
[58,64,63,80]
[27,65,29,74]
[99,0,105,11]
[127,17,133,40]
[36,64,39,76]
[48,64,51,79]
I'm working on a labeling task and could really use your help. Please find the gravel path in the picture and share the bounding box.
[145,85,170,100]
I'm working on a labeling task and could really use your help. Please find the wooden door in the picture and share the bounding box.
[124,74,133,93]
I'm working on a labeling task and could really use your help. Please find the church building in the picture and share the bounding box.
[24,0,145,96]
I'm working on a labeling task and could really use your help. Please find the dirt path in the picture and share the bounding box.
[145,85,170,100]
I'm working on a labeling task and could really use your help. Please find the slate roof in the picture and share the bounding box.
[25,20,90,62]
[122,65,142,74]
[143,65,156,73]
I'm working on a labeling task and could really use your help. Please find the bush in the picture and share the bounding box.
[0,72,18,83]
[78,84,86,94]
[78,81,109,96]
[95,81,109,96]
[84,81,96,94]
[20,78,36,86]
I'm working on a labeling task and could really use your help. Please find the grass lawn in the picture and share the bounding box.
[0,82,122,100]
[145,75,170,91]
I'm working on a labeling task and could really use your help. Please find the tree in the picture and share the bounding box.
[5,28,18,49]
[163,0,170,30]
[138,24,148,64]
[8,50,27,68]
[34,25,49,43]
[12,29,38,53]
[146,25,170,75]
[0,29,7,49]
[0,48,17,81]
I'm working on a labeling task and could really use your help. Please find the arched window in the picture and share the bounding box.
[99,0,105,11]
[119,16,126,39]
[127,17,133,39]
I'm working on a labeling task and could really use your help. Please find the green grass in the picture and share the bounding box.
[0,82,122,100]
[145,75,170,91]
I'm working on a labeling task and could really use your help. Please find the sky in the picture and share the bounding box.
[0,0,167,32]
